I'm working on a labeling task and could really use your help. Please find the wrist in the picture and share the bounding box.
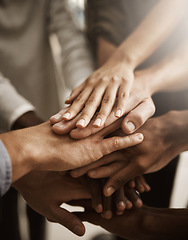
[159,110,188,153]
[0,128,38,183]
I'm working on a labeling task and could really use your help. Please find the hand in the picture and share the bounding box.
[13,171,91,236]
[75,206,188,240]
[61,59,134,128]
[50,70,155,138]
[78,175,149,219]
[70,111,186,196]
[1,119,144,182]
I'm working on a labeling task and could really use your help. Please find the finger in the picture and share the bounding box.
[100,133,144,157]
[88,162,126,179]
[50,108,68,124]
[62,85,94,120]
[51,207,85,236]
[52,113,81,135]
[71,152,124,178]
[93,82,119,127]
[76,85,106,128]
[135,176,151,193]
[103,162,142,197]
[115,81,132,118]
[115,188,126,215]
[70,107,118,139]
[124,187,143,208]
[122,98,155,134]
[65,82,86,104]
[127,179,136,188]
[87,178,103,213]
[101,195,112,219]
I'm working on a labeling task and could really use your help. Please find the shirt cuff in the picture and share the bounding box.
[0,140,12,197]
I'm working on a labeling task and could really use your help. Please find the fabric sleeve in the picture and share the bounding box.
[0,140,12,197]
[47,0,94,90]
[0,74,35,132]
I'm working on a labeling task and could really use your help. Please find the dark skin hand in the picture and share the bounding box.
[71,110,188,197]
[75,205,188,240]
[78,175,150,218]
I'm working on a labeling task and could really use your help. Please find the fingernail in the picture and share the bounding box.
[115,110,122,118]
[118,201,125,210]
[65,96,70,102]
[74,225,84,236]
[71,170,80,178]
[136,133,144,141]
[105,187,115,197]
[136,199,143,208]
[54,121,64,128]
[76,119,85,127]
[88,170,96,177]
[103,211,112,219]
[51,113,62,121]
[96,204,103,213]
[93,118,102,127]
[63,112,71,120]
[126,121,136,132]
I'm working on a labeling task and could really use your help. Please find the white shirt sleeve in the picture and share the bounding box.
[48,0,94,90]
[0,74,35,131]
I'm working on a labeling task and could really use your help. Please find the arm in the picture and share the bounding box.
[0,74,35,131]
[61,0,187,128]
[0,119,143,185]
[48,0,94,90]
[70,110,188,196]
[77,206,188,240]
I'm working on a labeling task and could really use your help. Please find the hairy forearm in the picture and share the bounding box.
[108,0,187,68]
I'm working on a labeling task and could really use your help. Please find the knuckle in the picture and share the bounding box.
[101,76,109,83]
[75,96,86,104]
[102,96,113,104]
[112,76,120,83]
[113,137,120,148]
[116,175,126,185]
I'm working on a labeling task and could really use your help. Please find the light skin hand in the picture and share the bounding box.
[62,60,134,128]
[71,111,188,197]
[50,71,155,138]
[0,119,144,183]
[13,172,91,236]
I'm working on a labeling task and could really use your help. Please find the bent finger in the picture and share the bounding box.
[51,207,85,236]
[122,98,155,134]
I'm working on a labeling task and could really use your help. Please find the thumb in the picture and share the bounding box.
[50,207,85,236]
[75,211,103,226]
[100,133,144,156]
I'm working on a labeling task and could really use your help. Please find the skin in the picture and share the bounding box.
[0,119,143,183]
[76,205,188,240]
[70,110,188,197]
[79,175,150,218]
[13,172,91,236]
[58,0,187,129]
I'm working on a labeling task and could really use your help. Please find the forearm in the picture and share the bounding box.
[0,129,37,183]
[142,207,188,240]
[108,0,187,69]
[141,40,188,95]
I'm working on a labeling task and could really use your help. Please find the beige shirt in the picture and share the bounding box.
[0,0,94,131]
